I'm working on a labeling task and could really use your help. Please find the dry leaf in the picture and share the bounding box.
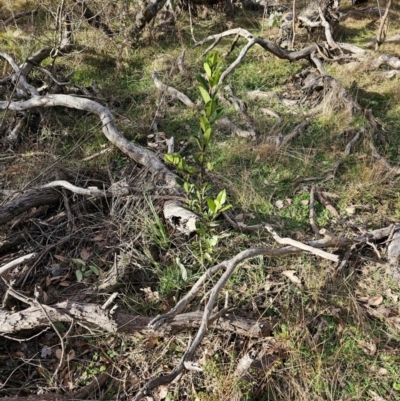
[54,254,66,262]
[67,349,76,361]
[368,295,383,306]
[384,289,398,303]
[368,390,387,401]
[80,248,91,261]
[144,337,158,350]
[282,270,301,285]
[45,276,52,287]
[141,287,160,302]
[275,200,284,209]
[157,385,169,399]
[55,349,62,359]
[357,339,377,355]
[93,233,105,241]
[40,345,51,358]
[235,213,244,222]
[377,367,387,375]
[59,281,71,287]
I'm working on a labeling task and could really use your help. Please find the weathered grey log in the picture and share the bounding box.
[0,300,272,338]
[0,189,61,226]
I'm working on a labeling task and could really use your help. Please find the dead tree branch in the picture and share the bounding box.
[152,72,195,108]
[375,0,392,50]
[0,301,271,338]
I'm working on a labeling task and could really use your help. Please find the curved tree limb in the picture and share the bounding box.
[0,94,179,188]
[152,72,195,108]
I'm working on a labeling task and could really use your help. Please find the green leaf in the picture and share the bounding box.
[176,177,185,187]
[203,127,213,145]
[207,162,213,171]
[183,181,192,193]
[199,86,211,104]
[207,235,219,247]
[84,270,93,277]
[199,115,210,132]
[176,257,188,281]
[196,73,209,91]
[90,265,99,275]
[76,270,83,282]
[164,153,174,164]
[194,136,202,150]
[72,258,86,267]
[204,62,212,78]
[217,189,227,205]
[219,204,232,212]
[53,322,66,331]
[205,100,217,117]
[207,198,216,213]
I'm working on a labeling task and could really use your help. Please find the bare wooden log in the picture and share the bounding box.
[315,189,339,217]
[0,189,62,226]
[163,200,198,234]
[0,301,272,338]
[131,0,166,37]
[372,54,400,70]
[365,32,400,48]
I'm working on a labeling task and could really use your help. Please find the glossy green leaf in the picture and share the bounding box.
[199,86,211,104]
[196,73,209,91]
[207,198,216,213]
[203,127,213,145]
[204,62,212,78]
[217,189,227,205]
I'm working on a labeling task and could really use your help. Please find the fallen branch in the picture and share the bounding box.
[372,54,400,70]
[0,94,179,187]
[279,121,309,147]
[152,72,195,108]
[136,224,400,399]
[0,301,272,338]
[74,0,116,37]
[365,32,400,48]
[0,189,62,226]
[0,253,37,277]
[216,117,256,139]
[309,186,320,236]
[263,224,338,262]
[2,8,38,26]
[375,0,392,50]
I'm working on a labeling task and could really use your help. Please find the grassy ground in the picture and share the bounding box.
[1,1,400,400]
